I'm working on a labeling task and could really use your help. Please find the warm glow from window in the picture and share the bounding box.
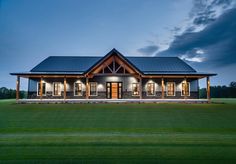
[74,82,82,96]
[182,82,190,96]
[147,83,155,96]
[132,83,139,96]
[167,82,175,96]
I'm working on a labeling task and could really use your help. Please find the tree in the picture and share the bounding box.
[229,81,236,88]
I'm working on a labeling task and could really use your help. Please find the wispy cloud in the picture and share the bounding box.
[137,45,159,56]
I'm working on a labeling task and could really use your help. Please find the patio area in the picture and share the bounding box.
[16,99,209,104]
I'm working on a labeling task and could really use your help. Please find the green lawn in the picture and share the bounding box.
[0,99,236,163]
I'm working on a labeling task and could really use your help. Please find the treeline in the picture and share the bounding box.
[0,87,27,99]
[200,81,236,98]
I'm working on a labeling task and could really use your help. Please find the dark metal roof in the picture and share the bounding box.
[10,49,216,76]
[31,57,196,73]
[126,57,196,73]
[31,56,101,72]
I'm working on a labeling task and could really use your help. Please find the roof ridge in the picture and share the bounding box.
[48,56,102,57]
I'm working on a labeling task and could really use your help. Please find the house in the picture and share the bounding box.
[10,48,216,101]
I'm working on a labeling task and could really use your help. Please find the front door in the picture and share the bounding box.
[106,82,122,99]
[111,83,118,99]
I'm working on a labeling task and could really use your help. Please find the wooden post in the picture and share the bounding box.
[64,77,67,100]
[16,76,20,100]
[161,77,164,99]
[184,77,187,99]
[207,76,210,102]
[40,77,43,100]
[86,77,89,99]
[139,76,142,99]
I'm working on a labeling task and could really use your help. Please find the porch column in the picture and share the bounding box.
[40,77,43,100]
[139,76,142,99]
[16,76,20,100]
[207,76,210,102]
[161,77,164,99]
[64,77,67,100]
[86,77,89,99]
[184,77,187,99]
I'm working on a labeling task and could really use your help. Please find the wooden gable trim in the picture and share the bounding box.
[86,49,142,76]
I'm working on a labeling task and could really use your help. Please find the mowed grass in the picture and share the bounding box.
[0,99,236,163]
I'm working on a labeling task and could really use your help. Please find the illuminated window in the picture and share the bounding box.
[132,83,139,96]
[53,82,61,96]
[74,82,82,96]
[37,82,46,96]
[90,82,97,96]
[147,83,155,96]
[118,82,122,99]
[182,82,190,96]
[167,82,175,96]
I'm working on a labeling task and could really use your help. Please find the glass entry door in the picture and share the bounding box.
[106,82,122,99]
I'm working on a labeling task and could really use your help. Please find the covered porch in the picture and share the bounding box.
[13,73,213,102]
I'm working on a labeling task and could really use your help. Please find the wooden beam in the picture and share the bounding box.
[13,75,85,78]
[40,77,43,100]
[86,77,89,99]
[139,76,142,99]
[64,77,67,100]
[184,78,187,99]
[142,75,207,79]
[161,78,164,99]
[207,76,210,102]
[16,76,20,100]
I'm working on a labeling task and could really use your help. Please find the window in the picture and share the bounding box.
[37,82,46,96]
[74,82,82,96]
[118,82,122,99]
[147,83,155,96]
[132,83,139,96]
[167,82,175,96]
[106,83,111,98]
[182,82,190,96]
[53,82,61,96]
[90,82,97,96]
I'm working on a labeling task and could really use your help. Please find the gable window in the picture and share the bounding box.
[90,82,97,96]
[147,83,155,96]
[37,82,46,96]
[74,82,82,96]
[182,82,190,96]
[53,82,61,96]
[167,82,175,96]
[132,83,139,96]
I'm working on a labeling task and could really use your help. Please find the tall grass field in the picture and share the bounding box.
[0,99,236,163]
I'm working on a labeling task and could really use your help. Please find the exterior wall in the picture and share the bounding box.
[142,78,199,99]
[28,76,199,99]
[28,78,86,99]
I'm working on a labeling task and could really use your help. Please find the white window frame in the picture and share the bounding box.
[146,82,155,96]
[166,82,176,96]
[74,82,83,96]
[37,82,46,96]
[181,82,190,96]
[89,82,97,96]
[53,82,61,96]
[132,83,140,96]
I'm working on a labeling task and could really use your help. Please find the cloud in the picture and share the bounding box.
[137,0,236,57]
[158,8,236,67]
[137,45,159,56]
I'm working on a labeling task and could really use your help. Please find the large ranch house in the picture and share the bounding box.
[11,49,216,103]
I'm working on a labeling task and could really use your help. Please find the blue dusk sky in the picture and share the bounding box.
[1,0,236,89]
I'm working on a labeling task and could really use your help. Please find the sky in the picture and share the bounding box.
[1,0,236,90]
